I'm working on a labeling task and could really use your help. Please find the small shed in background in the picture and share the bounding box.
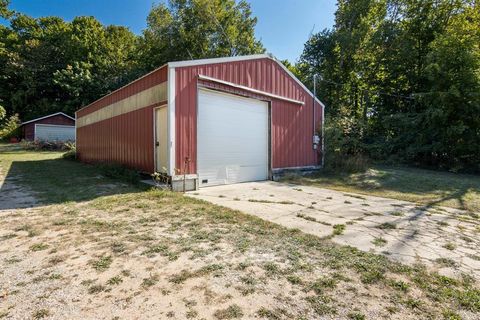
[76,54,324,191]
[20,112,76,142]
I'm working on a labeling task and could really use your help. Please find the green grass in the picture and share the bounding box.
[332,224,346,236]
[32,309,50,319]
[372,237,388,247]
[213,304,243,319]
[90,256,113,272]
[0,144,141,206]
[282,165,480,212]
[29,243,49,251]
[377,222,397,230]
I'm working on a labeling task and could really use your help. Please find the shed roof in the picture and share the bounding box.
[21,112,75,126]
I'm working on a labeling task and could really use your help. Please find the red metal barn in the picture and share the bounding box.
[76,54,324,191]
[20,112,76,141]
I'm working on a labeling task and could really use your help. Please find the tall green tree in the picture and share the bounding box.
[299,0,480,171]
[140,0,264,70]
[0,0,12,19]
[0,14,140,120]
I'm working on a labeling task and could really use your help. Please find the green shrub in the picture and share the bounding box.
[20,140,73,151]
[62,142,76,160]
[62,150,76,160]
[0,110,21,140]
[323,116,369,173]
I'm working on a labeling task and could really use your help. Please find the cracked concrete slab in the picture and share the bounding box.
[187,181,480,279]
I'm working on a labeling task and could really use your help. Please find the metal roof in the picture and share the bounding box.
[21,112,75,126]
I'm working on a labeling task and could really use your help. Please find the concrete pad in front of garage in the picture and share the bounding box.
[187,181,480,279]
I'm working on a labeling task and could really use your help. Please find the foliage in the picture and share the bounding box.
[20,139,72,151]
[299,0,480,172]
[0,110,20,140]
[140,0,264,70]
[323,115,369,172]
[0,105,5,120]
[0,13,141,120]
[62,141,76,160]
[0,0,12,19]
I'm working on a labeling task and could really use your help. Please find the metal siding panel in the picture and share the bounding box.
[77,104,160,173]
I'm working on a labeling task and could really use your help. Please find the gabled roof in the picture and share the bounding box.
[21,112,75,126]
[168,54,325,108]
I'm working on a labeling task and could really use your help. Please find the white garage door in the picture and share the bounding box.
[198,89,269,187]
[35,124,75,142]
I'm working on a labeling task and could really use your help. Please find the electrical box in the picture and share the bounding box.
[313,135,320,150]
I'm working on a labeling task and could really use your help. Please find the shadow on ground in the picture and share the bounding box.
[0,157,146,210]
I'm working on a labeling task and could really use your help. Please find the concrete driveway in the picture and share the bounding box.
[187,181,480,279]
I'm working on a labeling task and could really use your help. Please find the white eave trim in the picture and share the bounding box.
[35,124,75,128]
[21,112,75,126]
[198,74,304,105]
[168,54,269,68]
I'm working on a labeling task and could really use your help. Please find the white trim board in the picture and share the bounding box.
[34,124,75,128]
[168,54,268,68]
[21,112,75,126]
[167,66,176,176]
[198,75,304,105]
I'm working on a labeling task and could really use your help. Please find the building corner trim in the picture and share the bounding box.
[167,65,176,176]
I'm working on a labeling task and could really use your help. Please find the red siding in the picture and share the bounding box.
[77,66,167,118]
[75,66,168,172]
[76,103,164,173]
[22,114,75,140]
[175,58,322,174]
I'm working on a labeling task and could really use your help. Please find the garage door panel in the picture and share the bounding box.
[198,90,268,187]
[35,124,75,142]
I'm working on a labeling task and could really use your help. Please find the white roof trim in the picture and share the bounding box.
[198,74,304,105]
[168,53,326,109]
[168,54,269,68]
[21,112,75,125]
[35,124,75,128]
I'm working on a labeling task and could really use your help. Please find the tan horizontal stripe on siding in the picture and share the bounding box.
[77,82,167,128]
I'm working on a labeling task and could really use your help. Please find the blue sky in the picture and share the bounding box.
[1,0,337,62]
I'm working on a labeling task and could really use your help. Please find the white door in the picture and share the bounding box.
[197,89,269,187]
[155,107,168,173]
[35,124,75,142]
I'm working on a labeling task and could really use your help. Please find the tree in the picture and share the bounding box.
[0,105,21,140]
[0,0,12,19]
[298,0,480,172]
[0,14,140,119]
[140,0,264,70]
